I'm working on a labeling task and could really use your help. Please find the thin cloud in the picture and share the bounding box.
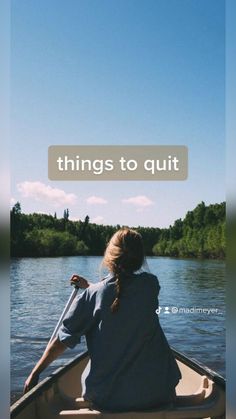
[10,197,16,206]
[17,181,77,207]
[122,195,154,208]
[70,216,81,222]
[86,196,108,205]
[91,216,105,224]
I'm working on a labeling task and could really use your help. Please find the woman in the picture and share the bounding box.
[24,228,181,411]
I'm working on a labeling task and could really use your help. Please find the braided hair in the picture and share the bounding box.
[102,228,144,313]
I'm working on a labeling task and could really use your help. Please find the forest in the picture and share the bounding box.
[10,201,225,259]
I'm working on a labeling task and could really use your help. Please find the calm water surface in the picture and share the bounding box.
[11,256,225,403]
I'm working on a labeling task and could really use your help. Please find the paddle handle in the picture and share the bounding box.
[47,286,79,346]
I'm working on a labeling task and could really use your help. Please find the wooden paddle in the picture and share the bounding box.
[46,284,79,349]
[46,275,89,348]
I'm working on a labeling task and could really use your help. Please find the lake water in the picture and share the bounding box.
[11,256,225,403]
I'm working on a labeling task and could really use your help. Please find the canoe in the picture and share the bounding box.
[11,348,225,419]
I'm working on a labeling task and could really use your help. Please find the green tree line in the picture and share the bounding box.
[10,201,225,259]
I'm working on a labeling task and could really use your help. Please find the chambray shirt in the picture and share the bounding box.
[58,272,181,411]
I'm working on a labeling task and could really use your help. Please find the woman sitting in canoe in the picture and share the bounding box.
[24,228,181,411]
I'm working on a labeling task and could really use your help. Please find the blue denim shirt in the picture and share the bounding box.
[58,272,181,411]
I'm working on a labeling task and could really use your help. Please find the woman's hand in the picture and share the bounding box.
[23,372,39,394]
[70,274,90,289]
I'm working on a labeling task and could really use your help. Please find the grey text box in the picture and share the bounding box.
[48,145,188,181]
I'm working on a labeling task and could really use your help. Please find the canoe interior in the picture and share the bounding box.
[11,349,225,419]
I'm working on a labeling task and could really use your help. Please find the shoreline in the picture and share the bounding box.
[10,254,225,261]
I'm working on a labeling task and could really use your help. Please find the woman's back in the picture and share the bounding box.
[59,271,181,411]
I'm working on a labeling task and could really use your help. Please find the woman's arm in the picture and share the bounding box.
[24,276,91,394]
[23,337,66,394]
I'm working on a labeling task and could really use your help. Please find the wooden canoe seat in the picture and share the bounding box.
[60,410,102,418]
[73,375,209,410]
[175,374,208,406]
[59,376,225,419]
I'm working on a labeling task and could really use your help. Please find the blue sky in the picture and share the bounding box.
[11,0,225,227]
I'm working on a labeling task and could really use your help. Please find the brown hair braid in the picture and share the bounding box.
[110,270,122,313]
[102,228,144,313]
